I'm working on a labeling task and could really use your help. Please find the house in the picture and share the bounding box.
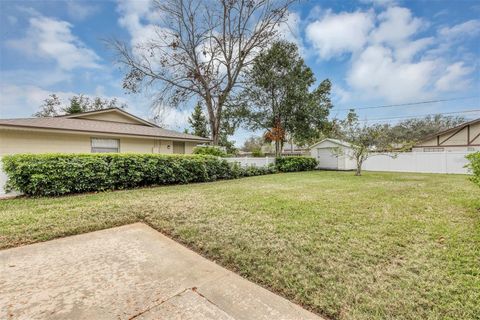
[309,138,356,170]
[412,118,480,152]
[281,143,310,156]
[0,108,210,156]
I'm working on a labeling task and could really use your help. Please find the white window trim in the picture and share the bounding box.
[91,138,120,153]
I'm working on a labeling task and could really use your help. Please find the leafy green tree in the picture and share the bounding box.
[241,136,265,152]
[335,110,394,176]
[188,103,209,138]
[34,94,127,117]
[386,115,466,145]
[34,94,62,117]
[240,41,332,156]
[64,96,83,114]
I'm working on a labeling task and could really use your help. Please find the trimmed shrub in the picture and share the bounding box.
[1,153,236,196]
[275,156,318,172]
[466,152,480,187]
[193,146,227,157]
[1,153,278,196]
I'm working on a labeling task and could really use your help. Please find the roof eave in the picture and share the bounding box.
[0,124,211,143]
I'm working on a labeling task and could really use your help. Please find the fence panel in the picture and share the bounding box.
[224,157,273,167]
[363,152,472,174]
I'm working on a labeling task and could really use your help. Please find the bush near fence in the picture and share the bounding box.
[1,154,276,196]
[192,146,227,157]
[275,156,318,172]
[466,152,480,187]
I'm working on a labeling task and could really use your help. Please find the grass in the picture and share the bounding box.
[1,171,479,320]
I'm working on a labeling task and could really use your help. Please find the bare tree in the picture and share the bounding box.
[111,0,295,144]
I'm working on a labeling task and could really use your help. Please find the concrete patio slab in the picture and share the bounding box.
[0,223,322,320]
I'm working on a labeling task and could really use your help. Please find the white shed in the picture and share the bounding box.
[309,138,356,170]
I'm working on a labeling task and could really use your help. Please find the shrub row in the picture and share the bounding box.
[1,154,274,196]
[466,152,480,187]
[275,156,318,172]
[2,154,317,196]
[192,146,227,157]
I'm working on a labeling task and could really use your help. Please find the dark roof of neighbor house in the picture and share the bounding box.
[415,117,480,145]
[0,109,211,142]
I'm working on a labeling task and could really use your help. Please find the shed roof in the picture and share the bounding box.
[309,138,352,149]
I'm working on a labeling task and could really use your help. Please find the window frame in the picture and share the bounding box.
[91,137,120,153]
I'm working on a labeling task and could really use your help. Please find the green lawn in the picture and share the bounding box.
[1,171,479,320]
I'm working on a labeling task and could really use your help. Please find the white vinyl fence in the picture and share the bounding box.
[225,157,274,167]
[363,152,472,174]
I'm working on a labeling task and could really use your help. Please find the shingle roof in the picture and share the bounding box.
[0,117,211,142]
[309,138,352,149]
[415,117,480,144]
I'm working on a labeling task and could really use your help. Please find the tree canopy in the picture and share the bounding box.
[188,103,209,138]
[112,0,294,145]
[34,94,126,117]
[240,41,332,156]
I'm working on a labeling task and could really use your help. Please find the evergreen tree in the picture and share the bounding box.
[188,103,209,138]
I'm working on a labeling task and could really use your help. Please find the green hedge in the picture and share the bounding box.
[1,153,273,196]
[193,146,227,157]
[275,156,318,172]
[466,152,480,187]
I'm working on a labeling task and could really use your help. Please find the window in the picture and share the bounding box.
[423,147,444,152]
[91,138,120,153]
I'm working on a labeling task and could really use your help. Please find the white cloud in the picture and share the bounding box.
[347,45,436,102]
[6,14,100,70]
[66,1,99,21]
[305,6,476,103]
[0,84,77,118]
[370,7,425,46]
[277,11,307,54]
[151,106,191,130]
[435,62,474,92]
[116,0,162,47]
[306,10,374,59]
[438,20,480,39]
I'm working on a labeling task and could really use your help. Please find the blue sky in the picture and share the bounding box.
[1,0,479,146]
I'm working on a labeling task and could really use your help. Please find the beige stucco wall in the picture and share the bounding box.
[0,129,199,156]
[470,122,480,144]
[413,123,480,152]
[0,129,91,155]
[185,142,198,154]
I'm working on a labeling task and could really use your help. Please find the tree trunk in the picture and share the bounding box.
[355,159,362,176]
[206,99,221,145]
[275,140,281,157]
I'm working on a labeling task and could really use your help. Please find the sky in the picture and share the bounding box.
[1,0,479,146]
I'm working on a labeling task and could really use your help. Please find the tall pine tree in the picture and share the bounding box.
[188,103,209,138]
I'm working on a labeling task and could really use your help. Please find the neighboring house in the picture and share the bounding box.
[281,143,309,156]
[412,118,480,152]
[0,108,210,156]
[309,138,356,170]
